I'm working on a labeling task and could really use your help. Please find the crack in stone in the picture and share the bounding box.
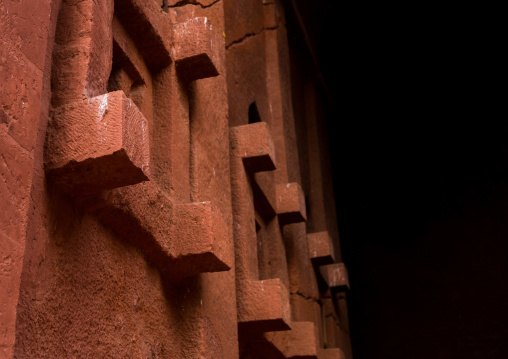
[162,0,168,12]
[225,25,278,50]
[291,290,314,301]
[0,154,17,185]
[168,0,220,9]
[1,129,32,155]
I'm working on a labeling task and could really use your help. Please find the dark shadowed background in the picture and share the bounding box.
[285,1,507,358]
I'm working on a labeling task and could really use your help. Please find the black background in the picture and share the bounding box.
[286,2,507,358]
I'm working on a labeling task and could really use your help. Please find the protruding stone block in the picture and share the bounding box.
[308,232,335,266]
[276,183,307,225]
[92,182,231,282]
[266,321,319,358]
[171,201,232,276]
[318,348,346,359]
[238,278,291,332]
[230,122,276,172]
[45,91,149,194]
[319,263,349,290]
[172,17,220,81]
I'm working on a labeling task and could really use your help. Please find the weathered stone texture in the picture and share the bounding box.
[1,0,349,357]
[0,0,53,356]
[319,263,350,290]
[45,91,150,193]
[172,16,220,81]
[237,278,291,332]
[308,231,336,266]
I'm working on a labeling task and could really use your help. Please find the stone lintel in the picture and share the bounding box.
[276,183,307,225]
[45,91,149,194]
[172,17,221,81]
[230,122,276,173]
[308,231,335,266]
[237,278,291,333]
[266,321,319,358]
[319,263,349,290]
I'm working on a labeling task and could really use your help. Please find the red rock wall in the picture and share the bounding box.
[0,0,351,358]
[1,0,55,356]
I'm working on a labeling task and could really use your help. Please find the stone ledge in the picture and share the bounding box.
[45,91,149,194]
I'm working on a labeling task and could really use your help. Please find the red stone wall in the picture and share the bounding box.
[0,0,350,357]
[1,0,56,356]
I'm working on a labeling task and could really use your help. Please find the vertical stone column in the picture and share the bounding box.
[170,5,238,358]
[51,0,114,107]
[152,64,190,201]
